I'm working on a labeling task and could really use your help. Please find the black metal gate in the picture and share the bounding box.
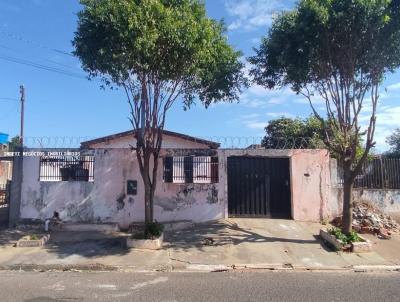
[227,157,291,218]
[0,181,11,226]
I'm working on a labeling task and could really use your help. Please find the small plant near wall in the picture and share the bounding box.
[145,221,164,240]
[29,234,39,241]
[328,227,361,245]
[127,221,164,250]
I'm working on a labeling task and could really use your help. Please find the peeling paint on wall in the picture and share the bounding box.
[19,148,336,227]
[207,185,218,204]
[66,197,94,222]
[20,148,226,227]
[116,193,126,210]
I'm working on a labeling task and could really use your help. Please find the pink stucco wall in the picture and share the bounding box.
[219,149,335,222]
[20,149,223,229]
[20,146,337,227]
[290,150,332,221]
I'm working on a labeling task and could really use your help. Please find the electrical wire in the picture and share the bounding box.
[0,30,74,57]
[0,54,87,79]
[0,44,80,71]
[0,97,18,102]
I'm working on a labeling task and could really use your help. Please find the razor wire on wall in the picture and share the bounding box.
[13,136,318,149]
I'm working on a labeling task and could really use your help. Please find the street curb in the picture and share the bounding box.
[0,264,120,272]
[0,263,398,273]
[352,265,400,273]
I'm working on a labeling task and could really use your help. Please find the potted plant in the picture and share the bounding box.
[126,221,164,250]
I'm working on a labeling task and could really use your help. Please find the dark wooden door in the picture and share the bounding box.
[227,157,291,218]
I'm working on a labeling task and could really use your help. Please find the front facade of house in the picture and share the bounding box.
[15,130,340,229]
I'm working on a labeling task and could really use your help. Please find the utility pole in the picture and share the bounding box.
[19,85,25,147]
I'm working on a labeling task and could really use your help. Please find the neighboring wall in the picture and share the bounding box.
[0,160,12,184]
[329,158,400,220]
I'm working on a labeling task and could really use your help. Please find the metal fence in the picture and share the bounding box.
[163,156,219,184]
[39,156,95,182]
[337,157,400,189]
[0,183,10,205]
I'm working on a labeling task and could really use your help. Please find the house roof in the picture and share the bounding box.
[80,129,220,149]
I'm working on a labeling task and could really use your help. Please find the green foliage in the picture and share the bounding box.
[328,227,361,244]
[145,221,164,239]
[250,0,400,235]
[249,0,400,160]
[250,0,400,92]
[73,0,247,225]
[386,128,400,158]
[73,0,247,107]
[261,116,325,149]
[7,136,21,152]
[29,234,39,241]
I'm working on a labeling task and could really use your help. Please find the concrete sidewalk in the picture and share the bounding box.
[0,219,399,272]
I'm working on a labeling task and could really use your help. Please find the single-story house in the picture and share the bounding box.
[12,129,342,229]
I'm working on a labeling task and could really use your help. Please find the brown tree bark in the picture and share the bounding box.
[342,185,353,235]
[140,152,152,225]
[342,170,353,235]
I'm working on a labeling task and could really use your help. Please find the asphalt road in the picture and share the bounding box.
[0,271,399,302]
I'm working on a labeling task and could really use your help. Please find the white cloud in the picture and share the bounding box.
[266,112,295,118]
[237,113,266,130]
[245,121,267,130]
[268,97,285,105]
[225,0,291,31]
[358,105,400,151]
[386,82,400,91]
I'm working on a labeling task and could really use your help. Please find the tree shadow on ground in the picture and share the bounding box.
[313,235,338,253]
[0,228,130,258]
[163,220,321,252]
[44,232,130,259]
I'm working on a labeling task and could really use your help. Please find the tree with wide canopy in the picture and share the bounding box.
[73,0,247,225]
[250,0,400,234]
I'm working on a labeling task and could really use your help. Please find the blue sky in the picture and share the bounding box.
[0,0,399,150]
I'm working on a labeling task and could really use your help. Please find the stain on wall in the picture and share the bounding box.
[206,185,218,204]
[116,193,126,210]
[19,148,336,227]
[20,148,225,228]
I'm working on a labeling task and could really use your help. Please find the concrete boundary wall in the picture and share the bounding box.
[19,148,337,228]
[19,149,224,229]
[329,158,400,221]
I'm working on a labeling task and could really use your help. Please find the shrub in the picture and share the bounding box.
[145,221,164,239]
[30,234,39,240]
[328,227,361,244]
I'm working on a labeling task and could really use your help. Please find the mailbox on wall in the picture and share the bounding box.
[127,180,137,195]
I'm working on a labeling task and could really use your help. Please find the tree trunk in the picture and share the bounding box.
[342,167,353,235]
[143,163,152,225]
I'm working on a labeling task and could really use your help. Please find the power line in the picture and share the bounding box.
[0,97,19,101]
[0,107,18,121]
[0,44,80,71]
[0,30,74,57]
[0,54,87,80]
